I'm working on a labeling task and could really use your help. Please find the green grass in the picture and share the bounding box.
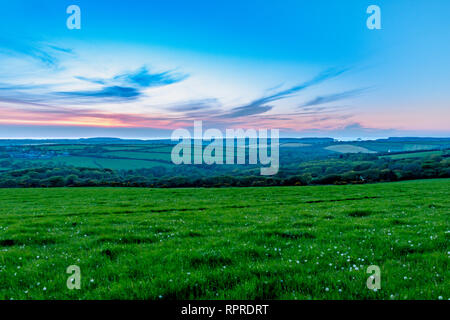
[102,151,172,161]
[102,145,156,151]
[325,145,377,154]
[10,144,176,170]
[0,179,448,300]
[381,150,443,160]
[37,145,88,151]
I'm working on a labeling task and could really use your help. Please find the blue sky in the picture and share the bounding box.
[0,0,449,139]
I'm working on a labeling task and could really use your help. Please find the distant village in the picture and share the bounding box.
[1,147,69,160]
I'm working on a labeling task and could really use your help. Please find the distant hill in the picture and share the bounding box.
[0,138,170,146]
[380,137,450,142]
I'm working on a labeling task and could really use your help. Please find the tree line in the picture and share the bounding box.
[0,153,448,188]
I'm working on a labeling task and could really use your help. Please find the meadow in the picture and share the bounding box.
[0,179,448,300]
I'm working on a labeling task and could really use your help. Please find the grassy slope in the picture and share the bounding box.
[0,179,448,300]
[325,145,376,154]
[10,144,175,170]
[380,150,443,160]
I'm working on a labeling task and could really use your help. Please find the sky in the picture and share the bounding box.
[0,0,449,139]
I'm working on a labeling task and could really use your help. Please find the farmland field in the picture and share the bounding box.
[325,144,376,154]
[3,138,449,173]
[0,179,448,300]
[380,150,444,160]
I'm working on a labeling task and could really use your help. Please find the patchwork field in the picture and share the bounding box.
[3,139,448,172]
[0,179,448,300]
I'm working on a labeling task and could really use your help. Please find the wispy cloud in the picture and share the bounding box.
[59,67,188,103]
[0,38,72,68]
[165,99,219,112]
[0,65,189,104]
[220,104,273,118]
[219,68,350,118]
[76,67,187,88]
[253,68,350,105]
[299,88,368,108]
[57,86,142,101]
[0,83,50,91]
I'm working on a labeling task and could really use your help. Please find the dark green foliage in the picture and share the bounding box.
[0,153,448,188]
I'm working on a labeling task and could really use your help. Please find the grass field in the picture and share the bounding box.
[8,143,176,170]
[0,179,448,300]
[325,145,377,154]
[380,150,444,160]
